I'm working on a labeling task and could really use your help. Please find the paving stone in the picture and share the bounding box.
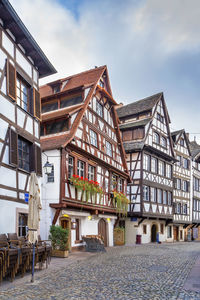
[0,242,200,299]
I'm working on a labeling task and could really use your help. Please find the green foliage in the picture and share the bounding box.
[113,191,129,216]
[49,225,69,251]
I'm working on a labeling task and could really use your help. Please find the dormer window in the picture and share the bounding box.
[52,85,60,94]
[96,101,103,117]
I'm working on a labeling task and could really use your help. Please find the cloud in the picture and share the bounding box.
[10,0,200,142]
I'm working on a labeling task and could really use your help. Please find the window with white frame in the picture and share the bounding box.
[68,156,74,179]
[177,178,181,190]
[111,174,117,190]
[177,203,181,214]
[151,157,158,173]
[153,132,160,144]
[158,160,165,176]
[77,160,85,177]
[183,158,189,169]
[168,192,172,205]
[176,155,181,166]
[143,186,150,201]
[106,141,112,157]
[88,165,95,181]
[161,136,167,148]
[183,180,189,192]
[90,129,98,147]
[163,191,167,205]
[167,226,172,238]
[119,178,123,192]
[96,101,103,117]
[17,76,29,112]
[18,213,28,237]
[183,204,187,215]
[150,187,156,202]
[144,154,151,171]
[157,189,162,203]
[166,164,172,178]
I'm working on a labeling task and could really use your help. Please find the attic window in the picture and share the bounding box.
[180,138,184,146]
[41,118,69,136]
[61,95,82,109]
[157,113,164,123]
[52,85,60,94]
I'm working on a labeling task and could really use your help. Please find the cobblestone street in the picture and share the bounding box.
[0,242,200,300]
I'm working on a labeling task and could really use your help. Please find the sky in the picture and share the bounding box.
[10,0,200,142]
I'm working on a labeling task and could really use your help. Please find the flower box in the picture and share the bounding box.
[51,249,69,258]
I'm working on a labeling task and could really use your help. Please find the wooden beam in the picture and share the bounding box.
[52,209,61,225]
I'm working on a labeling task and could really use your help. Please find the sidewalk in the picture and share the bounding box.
[0,251,97,289]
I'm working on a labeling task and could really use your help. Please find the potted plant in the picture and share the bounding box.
[70,175,103,203]
[112,190,129,216]
[49,225,69,258]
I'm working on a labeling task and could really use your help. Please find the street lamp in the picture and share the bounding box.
[43,160,53,175]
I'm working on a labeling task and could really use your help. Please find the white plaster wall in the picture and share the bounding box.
[0,200,28,234]
[125,219,137,245]
[40,149,61,240]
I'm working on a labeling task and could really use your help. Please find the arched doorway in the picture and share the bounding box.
[59,215,71,251]
[151,224,157,242]
[98,218,107,246]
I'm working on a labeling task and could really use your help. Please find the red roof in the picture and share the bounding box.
[40,65,106,99]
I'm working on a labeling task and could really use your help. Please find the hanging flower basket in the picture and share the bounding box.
[70,175,103,202]
[112,190,129,216]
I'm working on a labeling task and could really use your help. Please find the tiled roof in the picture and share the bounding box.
[42,103,83,122]
[40,66,106,98]
[119,118,151,130]
[117,93,162,118]
[41,133,70,151]
[190,141,200,158]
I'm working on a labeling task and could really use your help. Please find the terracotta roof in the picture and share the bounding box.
[41,133,70,151]
[117,93,162,118]
[40,66,106,98]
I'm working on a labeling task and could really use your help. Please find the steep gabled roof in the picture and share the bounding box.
[190,141,200,159]
[40,66,107,99]
[0,0,56,78]
[117,93,162,118]
[119,118,151,130]
[40,66,129,176]
[171,129,191,156]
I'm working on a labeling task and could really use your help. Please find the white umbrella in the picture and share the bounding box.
[28,172,42,244]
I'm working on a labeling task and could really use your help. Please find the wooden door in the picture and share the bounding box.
[173,226,178,241]
[98,219,107,246]
[151,224,157,242]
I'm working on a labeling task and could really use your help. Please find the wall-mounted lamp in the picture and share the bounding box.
[107,218,111,223]
[88,216,92,220]
[43,160,53,175]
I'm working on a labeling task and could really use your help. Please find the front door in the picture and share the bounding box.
[173,226,179,241]
[151,224,157,242]
[98,218,107,246]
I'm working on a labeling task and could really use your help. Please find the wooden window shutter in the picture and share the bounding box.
[35,145,42,176]
[9,129,18,166]
[33,88,41,120]
[7,61,16,100]
[122,130,132,141]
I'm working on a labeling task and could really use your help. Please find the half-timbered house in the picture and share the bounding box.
[117,93,176,244]
[0,0,56,235]
[171,130,191,241]
[40,66,129,249]
[190,140,200,240]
